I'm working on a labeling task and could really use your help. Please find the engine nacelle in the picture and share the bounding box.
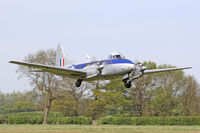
[122,64,146,83]
[83,64,103,78]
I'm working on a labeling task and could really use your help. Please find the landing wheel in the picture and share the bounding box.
[76,79,83,87]
[124,81,131,88]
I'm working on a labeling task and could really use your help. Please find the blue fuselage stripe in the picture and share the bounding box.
[70,59,134,69]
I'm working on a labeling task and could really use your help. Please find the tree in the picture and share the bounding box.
[86,79,130,124]
[129,75,154,116]
[181,76,200,116]
[86,81,108,125]
[148,64,185,116]
[13,101,35,112]
[17,49,63,124]
[104,79,132,117]
[127,62,189,117]
[128,61,156,117]
[0,91,38,114]
[51,78,90,116]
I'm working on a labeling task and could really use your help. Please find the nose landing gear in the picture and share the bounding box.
[76,79,83,87]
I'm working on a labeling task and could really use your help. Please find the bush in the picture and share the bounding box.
[5,112,200,125]
[100,117,113,124]
[8,116,92,125]
[47,118,59,124]
[113,117,133,125]
[8,116,43,124]
[58,117,92,125]
[58,117,73,124]
[100,117,200,125]
[10,111,63,118]
[6,111,63,124]
[8,116,28,124]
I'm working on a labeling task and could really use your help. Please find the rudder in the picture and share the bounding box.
[56,44,67,67]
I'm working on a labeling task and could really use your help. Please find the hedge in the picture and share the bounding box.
[100,116,200,125]
[7,111,64,124]
[9,111,63,118]
[2,113,200,125]
[8,116,92,125]
[8,116,43,124]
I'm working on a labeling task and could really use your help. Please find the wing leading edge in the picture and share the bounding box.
[144,67,192,74]
[9,61,87,79]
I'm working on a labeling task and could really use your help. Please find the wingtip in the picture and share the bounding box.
[182,66,192,70]
[9,61,19,64]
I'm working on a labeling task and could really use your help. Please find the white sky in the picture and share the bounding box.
[0,0,199,93]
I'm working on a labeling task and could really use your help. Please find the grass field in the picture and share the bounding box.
[0,125,200,133]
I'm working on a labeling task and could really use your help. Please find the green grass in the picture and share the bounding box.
[0,125,200,133]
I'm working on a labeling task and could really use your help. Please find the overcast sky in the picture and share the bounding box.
[0,0,199,93]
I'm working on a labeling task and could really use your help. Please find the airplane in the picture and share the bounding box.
[9,44,192,88]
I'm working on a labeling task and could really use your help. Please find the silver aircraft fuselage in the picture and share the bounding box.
[67,59,134,81]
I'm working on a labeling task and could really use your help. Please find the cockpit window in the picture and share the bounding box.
[108,53,126,59]
[115,55,122,59]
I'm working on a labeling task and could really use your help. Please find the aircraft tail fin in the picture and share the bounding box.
[56,44,70,67]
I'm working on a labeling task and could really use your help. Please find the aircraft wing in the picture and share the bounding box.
[144,67,192,74]
[9,61,87,79]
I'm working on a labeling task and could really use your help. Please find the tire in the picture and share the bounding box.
[124,81,131,88]
[76,79,83,87]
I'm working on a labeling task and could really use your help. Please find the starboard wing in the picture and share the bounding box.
[144,67,192,74]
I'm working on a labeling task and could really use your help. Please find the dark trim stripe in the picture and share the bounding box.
[70,59,134,70]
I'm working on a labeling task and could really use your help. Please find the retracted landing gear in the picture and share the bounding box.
[76,79,83,87]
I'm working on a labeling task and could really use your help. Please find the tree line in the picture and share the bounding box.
[1,49,200,125]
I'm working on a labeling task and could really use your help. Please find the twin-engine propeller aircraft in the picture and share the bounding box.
[10,44,192,88]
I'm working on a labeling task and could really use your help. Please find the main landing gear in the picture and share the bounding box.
[123,80,132,88]
[76,79,83,87]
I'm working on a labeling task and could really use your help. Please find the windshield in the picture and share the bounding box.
[115,55,122,59]
[108,53,126,59]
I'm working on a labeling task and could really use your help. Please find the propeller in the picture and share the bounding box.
[126,59,147,83]
[97,61,105,75]
[133,59,147,73]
